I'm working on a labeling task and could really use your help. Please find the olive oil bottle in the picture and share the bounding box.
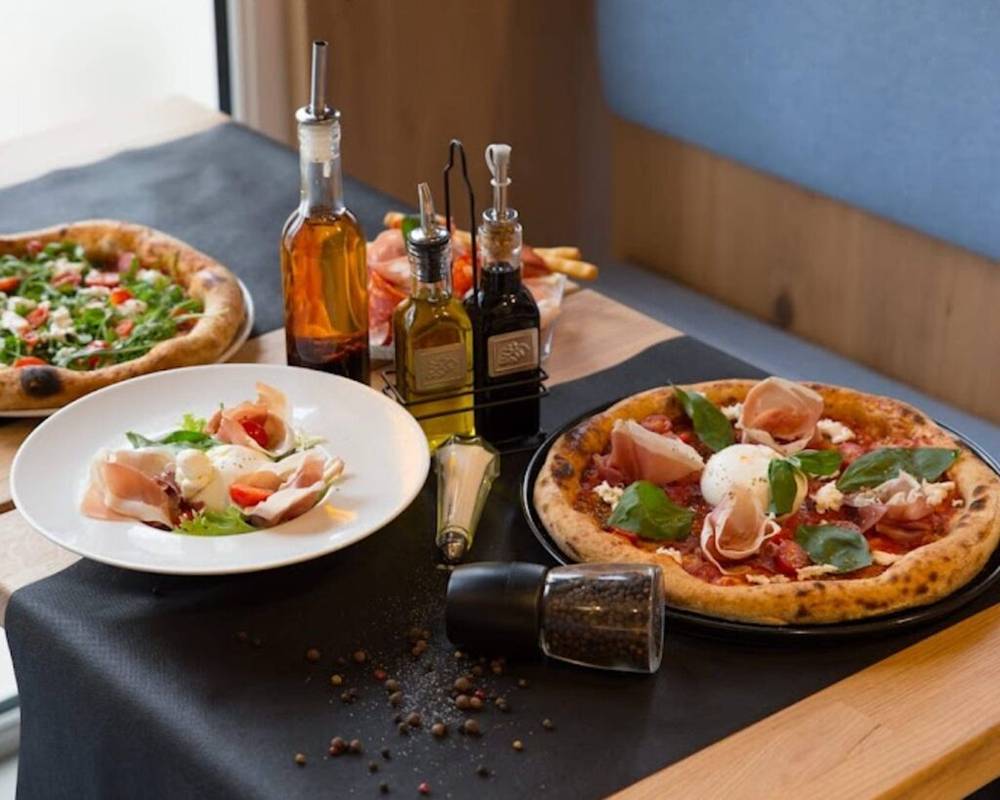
[393,183,475,449]
[280,41,369,382]
[466,144,541,442]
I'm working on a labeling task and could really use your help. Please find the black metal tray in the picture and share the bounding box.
[520,403,1000,640]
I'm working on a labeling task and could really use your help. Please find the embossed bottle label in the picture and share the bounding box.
[414,342,468,393]
[487,328,539,378]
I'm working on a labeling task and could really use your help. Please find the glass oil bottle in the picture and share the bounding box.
[465,144,541,442]
[280,40,369,383]
[392,183,475,449]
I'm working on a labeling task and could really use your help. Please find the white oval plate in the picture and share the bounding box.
[0,278,256,418]
[11,363,430,575]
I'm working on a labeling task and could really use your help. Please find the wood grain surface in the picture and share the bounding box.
[612,117,1000,425]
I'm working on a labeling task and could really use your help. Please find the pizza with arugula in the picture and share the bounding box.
[533,377,1000,625]
[0,221,244,410]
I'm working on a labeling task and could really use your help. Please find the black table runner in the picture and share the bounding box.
[4,124,998,799]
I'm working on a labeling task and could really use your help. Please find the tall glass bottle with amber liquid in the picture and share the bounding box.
[280,41,369,382]
[393,183,475,449]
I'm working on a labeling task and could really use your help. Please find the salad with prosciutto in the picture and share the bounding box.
[81,383,344,535]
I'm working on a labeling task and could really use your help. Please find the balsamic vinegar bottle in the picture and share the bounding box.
[280,40,369,383]
[392,183,475,449]
[465,144,541,442]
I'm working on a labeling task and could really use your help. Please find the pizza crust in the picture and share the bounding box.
[0,220,245,411]
[534,380,1000,625]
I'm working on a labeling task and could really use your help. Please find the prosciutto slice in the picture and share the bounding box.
[207,382,296,456]
[82,448,178,528]
[244,452,344,526]
[595,419,704,485]
[738,377,823,455]
[847,471,954,535]
[367,229,410,289]
[700,486,780,573]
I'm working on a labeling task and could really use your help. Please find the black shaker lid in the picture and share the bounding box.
[446,562,548,655]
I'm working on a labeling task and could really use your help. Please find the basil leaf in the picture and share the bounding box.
[790,449,841,476]
[795,524,872,573]
[768,459,799,515]
[836,447,959,493]
[176,507,256,536]
[606,480,693,541]
[673,386,734,453]
[400,214,422,243]
[126,429,218,450]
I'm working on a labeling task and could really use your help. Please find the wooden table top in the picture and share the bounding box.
[0,98,996,800]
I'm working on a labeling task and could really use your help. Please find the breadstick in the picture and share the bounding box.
[536,253,598,281]
[534,246,582,261]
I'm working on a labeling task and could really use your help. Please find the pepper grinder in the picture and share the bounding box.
[446,562,665,673]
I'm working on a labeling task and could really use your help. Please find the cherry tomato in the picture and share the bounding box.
[774,539,811,577]
[229,483,274,507]
[26,306,48,328]
[639,414,673,435]
[84,340,107,369]
[52,272,81,288]
[25,240,43,256]
[12,356,46,367]
[109,287,133,305]
[85,271,120,288]
[0,276,21,292]
[115,319,135,338]
[241,419,269,448]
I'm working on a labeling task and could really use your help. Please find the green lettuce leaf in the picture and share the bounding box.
[176,507,256,536]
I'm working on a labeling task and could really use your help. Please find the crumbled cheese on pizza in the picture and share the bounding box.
[117,298,148,318]
[921,479,954,508]
[795,564,840,580]
[593,481,625,509]
[1,310,28,335]
[812,481,845,513]
[745,573,790,585]
[137,269,165,285]
[655,546,683,564]
[78,286,111,299]
[817,418,855,444]
[872,550,903,566]
[45,306,75,342]
[721,402,742,422]
[7,296,35,313]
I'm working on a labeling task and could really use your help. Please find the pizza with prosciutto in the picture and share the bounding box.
[533,378,1000,625]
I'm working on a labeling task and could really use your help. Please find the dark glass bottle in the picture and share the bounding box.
[465,145,540,442]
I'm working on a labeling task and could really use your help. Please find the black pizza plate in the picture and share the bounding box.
[520,403,1000,640]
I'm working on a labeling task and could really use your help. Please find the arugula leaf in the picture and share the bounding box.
[176,507,256,536]
[789,449,841,476]
[606,480,694,540]
[836,447,959,493]
[795,524,872,573]
[126,429,218,450]
[768,459,800,515]
[673,386,734,453]
[400,214,422,243]
[180,413,207,433]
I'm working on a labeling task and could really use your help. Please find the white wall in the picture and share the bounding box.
[0,0,218,143]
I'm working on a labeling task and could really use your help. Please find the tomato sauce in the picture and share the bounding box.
[575,412,961,586]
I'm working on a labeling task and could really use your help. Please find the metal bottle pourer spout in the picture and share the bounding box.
[486,143,511,217]
[304,40,333,122]
[418,182,436,236]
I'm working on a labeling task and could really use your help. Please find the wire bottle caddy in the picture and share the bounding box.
[378,364,549,452]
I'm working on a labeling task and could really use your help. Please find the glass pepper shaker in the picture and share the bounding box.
[446,562,664,673]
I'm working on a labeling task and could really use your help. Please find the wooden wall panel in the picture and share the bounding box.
[612,118,1000,423]
[294,0,611,254]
